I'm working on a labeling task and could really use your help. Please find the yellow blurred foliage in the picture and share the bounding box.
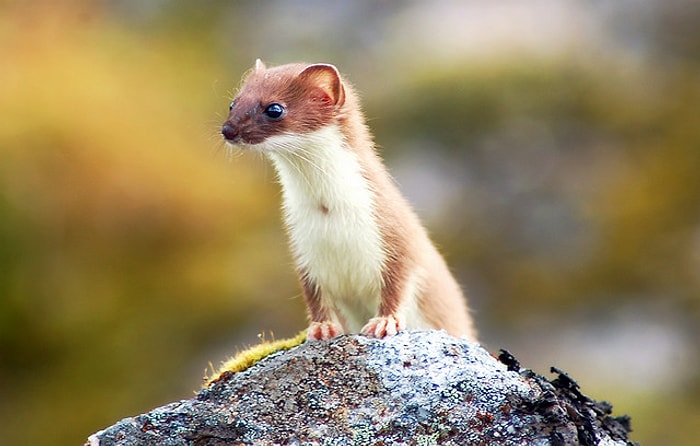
[0,4,300,445]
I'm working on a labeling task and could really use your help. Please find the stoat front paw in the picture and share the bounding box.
[362,315,405,338]
[307,321,343,341]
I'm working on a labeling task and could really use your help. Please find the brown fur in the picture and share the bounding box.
[224,62,343,145]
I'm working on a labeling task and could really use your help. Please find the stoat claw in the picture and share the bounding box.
[362,315,405,338]
[307,321,343,341]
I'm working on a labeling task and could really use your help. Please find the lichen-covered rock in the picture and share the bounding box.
[86,330,634,446]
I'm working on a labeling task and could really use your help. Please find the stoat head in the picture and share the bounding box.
[222,59,346,150]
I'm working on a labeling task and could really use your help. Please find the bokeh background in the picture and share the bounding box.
[1,1,698,444]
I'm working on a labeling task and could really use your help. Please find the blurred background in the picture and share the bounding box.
[1,0,698,444]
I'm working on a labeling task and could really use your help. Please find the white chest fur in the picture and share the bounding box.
[261,126,386,331]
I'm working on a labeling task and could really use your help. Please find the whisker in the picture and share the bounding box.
[277,139,328,176]
[276,151,316,192]
[288,149,327,177]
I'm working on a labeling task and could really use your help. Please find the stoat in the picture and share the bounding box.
[222,59,477,341]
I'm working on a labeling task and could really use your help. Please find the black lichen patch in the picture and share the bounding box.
[505,357,638,446]
[497,349,521,372]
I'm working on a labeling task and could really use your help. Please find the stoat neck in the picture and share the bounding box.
[265,126,372,210]
[265,125,386,327]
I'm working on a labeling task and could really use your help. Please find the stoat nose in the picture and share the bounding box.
[221,124,238,141]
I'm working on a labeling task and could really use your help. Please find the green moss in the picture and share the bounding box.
[206,331,306,386]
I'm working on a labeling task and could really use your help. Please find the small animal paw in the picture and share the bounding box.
[362,315,405,338]
[307,321,343,341]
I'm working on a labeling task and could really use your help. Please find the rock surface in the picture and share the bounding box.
[87,330,634,445]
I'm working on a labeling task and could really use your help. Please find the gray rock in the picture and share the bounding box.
[86,330,634,446]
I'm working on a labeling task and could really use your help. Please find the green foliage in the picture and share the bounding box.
[371,59,700,315]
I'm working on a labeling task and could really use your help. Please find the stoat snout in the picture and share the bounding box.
[221,124,238,143]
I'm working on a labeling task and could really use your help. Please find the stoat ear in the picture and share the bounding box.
[298,63,346,106]
[254,58,266,72]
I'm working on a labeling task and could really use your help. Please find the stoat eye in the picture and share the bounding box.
[228,101,235,111]
[263,103,286,120]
